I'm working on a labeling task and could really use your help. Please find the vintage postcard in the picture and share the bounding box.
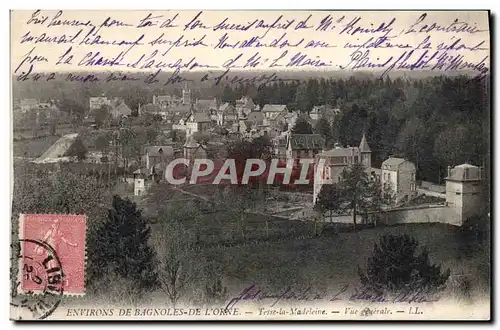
[9,10,491,321]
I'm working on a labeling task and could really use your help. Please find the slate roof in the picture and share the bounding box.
[446,163,481,182]
[262,104,287,113]
[381,157,406,171]
[288,134,324,150]
[320,147,360,158]
[359,133,371,152]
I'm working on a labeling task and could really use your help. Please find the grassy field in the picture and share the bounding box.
[12,135,61,158]
[64,222,489,308]
[194,223,489,296]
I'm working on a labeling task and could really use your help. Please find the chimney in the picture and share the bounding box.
[479,166,483,180]
[153,95,156,105]
[447,165,451,177]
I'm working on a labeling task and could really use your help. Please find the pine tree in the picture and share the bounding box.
[314,117,332,148]
[291,116,313,134]
[359,234,450,294]
[89,195,159,291]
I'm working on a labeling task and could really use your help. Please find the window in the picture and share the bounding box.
[456,192,461,195]
[388,173,391,180]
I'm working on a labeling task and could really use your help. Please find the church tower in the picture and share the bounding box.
[359,133,371,169]
[182,82,192,105]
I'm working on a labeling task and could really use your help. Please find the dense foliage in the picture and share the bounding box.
[359,234,450,294]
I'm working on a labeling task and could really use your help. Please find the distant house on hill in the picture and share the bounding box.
[262,104,287,120]
[236,96,257,118]
[310,105,341,121]
[109,99,132,118]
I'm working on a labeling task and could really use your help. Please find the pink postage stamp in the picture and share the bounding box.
[19,214,87,295]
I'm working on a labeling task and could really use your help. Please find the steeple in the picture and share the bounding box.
[359,132,371,153]
[182,82,191,105]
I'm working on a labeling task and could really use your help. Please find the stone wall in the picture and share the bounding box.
[379,204,461,226]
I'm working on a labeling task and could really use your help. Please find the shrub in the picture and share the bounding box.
[359,234,450,294]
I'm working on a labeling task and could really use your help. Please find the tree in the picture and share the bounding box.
[314,117,332,148]
[49,117,58,136]
[314,183,342,223]
[89,195,159,291]
[359,234,450,295]
[291,116,313,134]
[66,137,87,161]
[95,133,110,155]
[94,105,110,127]
[157,221,194,307]
[314,164,389,228]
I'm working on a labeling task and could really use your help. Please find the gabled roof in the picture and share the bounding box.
[288,134,324,150]
[381,157,406,170]
[247,111,264,123]
[218,103,235,113]
[112,103,132,117]
[262,104,287,113]
[236,96,255,107]
[320,146,360,158]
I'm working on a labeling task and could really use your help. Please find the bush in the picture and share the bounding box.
[359,234,450,295]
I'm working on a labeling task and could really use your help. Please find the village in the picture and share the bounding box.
[12,82,486,229]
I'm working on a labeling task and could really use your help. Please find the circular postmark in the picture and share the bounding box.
[10,239,64,320]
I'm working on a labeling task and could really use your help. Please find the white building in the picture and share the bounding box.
[445,163,484,225]
[381,157,417,205]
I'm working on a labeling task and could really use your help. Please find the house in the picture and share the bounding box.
[286,134,325,165]
[185,112,211,135]
[238,112,266,138]
[381,157,417,205]
[145,146,175,182]
[89,96,112,111]
[153,94,183,109]
[313,134,372,204]
[217,103,237,126]
[20,99,39,113]
[262,104,287,120]
[109,99,132,118]
[183,135,208,176]
[194,98,219,113]
[236,96,257,118]
[142,103,162,115]
[273,111,299,132]
[310,105,341,121]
